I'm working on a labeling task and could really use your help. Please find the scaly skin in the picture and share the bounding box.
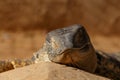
[95,51,120,80]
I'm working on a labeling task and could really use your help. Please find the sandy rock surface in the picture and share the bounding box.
[0,62,110,80]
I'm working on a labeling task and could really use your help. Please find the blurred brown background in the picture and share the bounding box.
[0,0,120,60]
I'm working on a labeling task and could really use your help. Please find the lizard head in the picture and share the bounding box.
[45,24,91,61]
[44,24,97,72]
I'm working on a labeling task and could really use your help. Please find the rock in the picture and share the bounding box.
[0,62,110,80]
